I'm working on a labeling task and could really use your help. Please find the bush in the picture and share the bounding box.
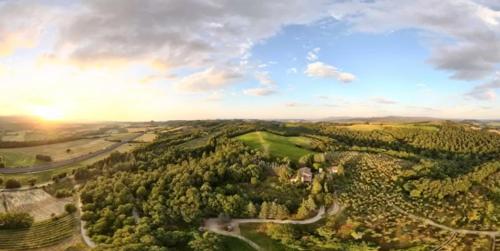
[0,156,5,168]
[5,179,21,189]
[28,178,37,186]
[65,203,77,214]
[74,168,91,181]
[55,189,73,198]
[36,154,52,162]
[0,212,34,229]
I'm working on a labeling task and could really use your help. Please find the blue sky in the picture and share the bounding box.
[0,0,498,121]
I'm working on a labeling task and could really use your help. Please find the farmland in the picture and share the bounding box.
[0,189,72,221]
[0,138,115,168]
[236,131,317,161]
[0,213,77,250]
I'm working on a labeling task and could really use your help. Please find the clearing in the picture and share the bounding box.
[236,131,315,162]
[0,188,72,221]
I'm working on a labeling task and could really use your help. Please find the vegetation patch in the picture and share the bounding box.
[236,131,316,161]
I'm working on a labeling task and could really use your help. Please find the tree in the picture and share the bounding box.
[312,178,323,194]
[259,202,270,219]
[246,202,257,217]
[0,212,34,229]
[188,232,222,251]
[65,203,78,214]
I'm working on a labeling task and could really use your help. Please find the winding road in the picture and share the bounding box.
[204,202,341,251]
[0,133,143,174]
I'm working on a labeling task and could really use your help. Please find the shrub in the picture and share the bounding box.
[74,168,91,180]
[35,154,52,162]
[55,189,73,198]
[0,212,34,229]
[28,178,37,186]
[64,203,77,214]
[5,179,21,189]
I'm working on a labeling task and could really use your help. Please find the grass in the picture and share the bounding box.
[221,236,255,251]
[0,213,77,250]
[239,223,296,251]
[236,131,315,162]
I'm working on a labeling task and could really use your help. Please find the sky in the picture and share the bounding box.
[0,0,499,121]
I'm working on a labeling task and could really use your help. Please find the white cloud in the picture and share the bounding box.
[243,87,277,96]
[465,75,500,100]
[244,71,279,96]
[373,97,397,104]
[307,47,321,61]
[255,71,274,86]
[305,62,356,83]
[175,67,243,92]
[287,68,298,74]
[330,0,500,80]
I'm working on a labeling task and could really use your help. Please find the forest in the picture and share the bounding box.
[27,120,499,250]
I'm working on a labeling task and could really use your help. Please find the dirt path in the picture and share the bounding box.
[76,192,96,249]
[0,133,144,174]
[256,131,270,155]
[204,202,341,251]
[391,204,500,238]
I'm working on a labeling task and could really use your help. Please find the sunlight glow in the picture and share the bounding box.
[32,106,64,121]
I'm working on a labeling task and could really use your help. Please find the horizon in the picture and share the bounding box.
[1,0,500,121]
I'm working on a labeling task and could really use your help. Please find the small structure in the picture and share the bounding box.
[292,167,313,183]
[329,165,343,174]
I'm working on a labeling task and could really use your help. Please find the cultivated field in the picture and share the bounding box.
[0,138,115,167]
[0,213,77,250]
[236,131,315,161]
[0,189,72,221]
[335,123,440,131]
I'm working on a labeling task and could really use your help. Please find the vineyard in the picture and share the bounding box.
[0,213,77,250]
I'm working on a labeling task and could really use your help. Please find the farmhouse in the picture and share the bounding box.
[292,167,313,183]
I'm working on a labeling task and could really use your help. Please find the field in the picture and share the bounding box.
[0,213,77,250]
[0,141,144,186]
[0,138,115,167]
[236,131,315,161]
[0,189,72,221]
[134,133,157,142]
[335,123,440,131]
[240,224,294,251]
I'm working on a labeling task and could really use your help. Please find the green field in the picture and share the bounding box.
[0,213,77,250]
[239,224,295,251]
[236,131,315,161]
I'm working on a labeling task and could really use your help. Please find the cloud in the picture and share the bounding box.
[255,71,275,86]
[244,71,278,96]
[465,75,500,100]
[373,97,397,104]
[330,0,500,80]
[305,62,356,83]
[0,1,54,56]
[307,47,321,61]
[243,87,277,96]
[54,0,330,70]
[175,67,243,92]
[286,102,308,107]
[287,68,298,74]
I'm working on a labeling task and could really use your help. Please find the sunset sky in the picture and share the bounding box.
[0,0,499,121]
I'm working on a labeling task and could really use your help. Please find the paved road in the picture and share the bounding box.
[0,133,143,174]
[204,202,341,251]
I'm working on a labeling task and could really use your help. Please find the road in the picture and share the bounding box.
[0,133,143,174]
[204,202,341,251]
[391,204,500,238]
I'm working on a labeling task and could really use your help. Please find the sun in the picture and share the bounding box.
[32,106,64,121]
